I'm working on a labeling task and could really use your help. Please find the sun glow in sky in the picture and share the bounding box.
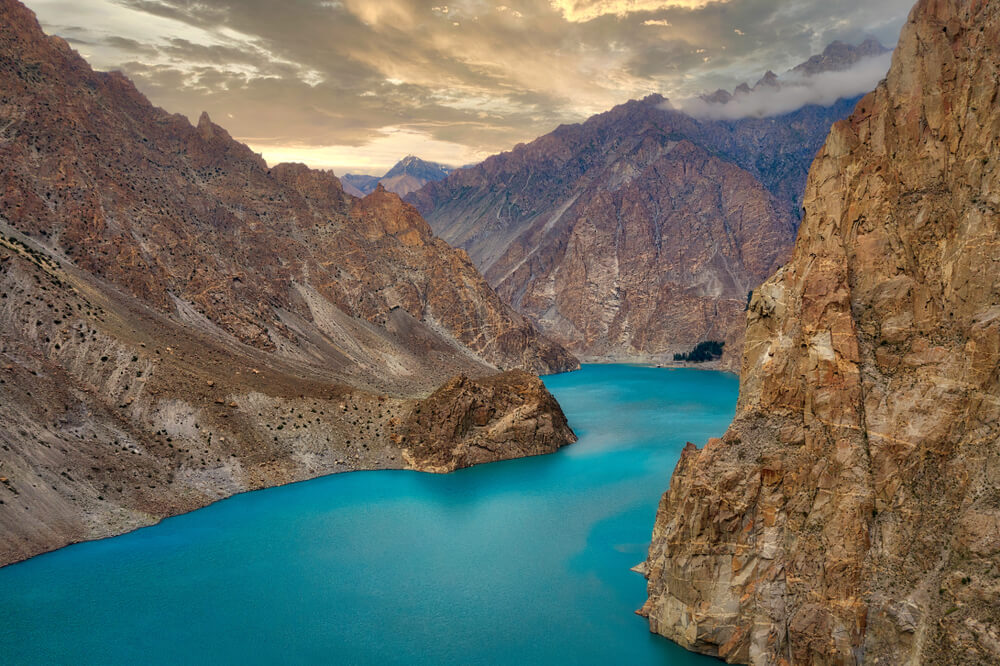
[550,0,731,23]
[24,0,913,174]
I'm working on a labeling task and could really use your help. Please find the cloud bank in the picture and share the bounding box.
[677,51,893,120]
[550,0,729,23]
[23,0,912,173]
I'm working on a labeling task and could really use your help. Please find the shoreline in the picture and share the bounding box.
[2,363,729,569]
[572,356,739,376]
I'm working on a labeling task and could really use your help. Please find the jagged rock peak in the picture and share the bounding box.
[197,111,215,139]
[753,70,779,89]
[791,36,891,76]
[704,38,892,104]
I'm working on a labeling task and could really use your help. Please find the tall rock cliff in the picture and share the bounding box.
[0,0,576,567]
[408,67,871,367]
[641,0,1000,663]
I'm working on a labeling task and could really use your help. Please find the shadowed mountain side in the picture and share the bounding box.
[409,94,864,368]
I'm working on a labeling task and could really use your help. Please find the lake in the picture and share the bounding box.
[0,364,737,664]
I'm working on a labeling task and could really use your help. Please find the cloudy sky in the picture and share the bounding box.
[24,0,914,174]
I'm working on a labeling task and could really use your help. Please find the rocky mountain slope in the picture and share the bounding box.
[641,0,1000,663]
[342,156,453,197]
[408,47,880,368]
[792,38,890,76]
[0,0,577,567]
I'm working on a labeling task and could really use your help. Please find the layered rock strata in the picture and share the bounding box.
[641,0,1000,663]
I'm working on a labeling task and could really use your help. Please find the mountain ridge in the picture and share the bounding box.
[408,62,868,367]
[0,0,577,567]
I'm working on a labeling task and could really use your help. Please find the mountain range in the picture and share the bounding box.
[341,156,453,198]
[0,0,576,566]
[408,40,888,368]
[700,38,891,105]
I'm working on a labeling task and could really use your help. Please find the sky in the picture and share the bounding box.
[23,0,914,175]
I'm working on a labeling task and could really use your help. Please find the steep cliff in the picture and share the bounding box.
[641,0,1000,663]
[409,69,869,368]
[0,0,576,567]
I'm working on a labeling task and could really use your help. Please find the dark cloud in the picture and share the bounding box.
[104,35,158,55]
[23,0,915,173]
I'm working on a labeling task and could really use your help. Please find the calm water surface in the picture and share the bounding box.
[1,365,736,664]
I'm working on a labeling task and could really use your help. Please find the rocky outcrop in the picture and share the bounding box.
[409,67,865,368]
[401,370,576,473]
[0,0,576,567]
[641,0,1000,663]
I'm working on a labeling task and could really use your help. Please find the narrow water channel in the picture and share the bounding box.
[1,365,737,664]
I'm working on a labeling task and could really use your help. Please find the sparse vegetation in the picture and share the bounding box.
[673,340,725,363]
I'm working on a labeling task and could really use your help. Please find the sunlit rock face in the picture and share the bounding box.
[409,86,865,369]
[0,0,577,567]
[641,0,1000,663]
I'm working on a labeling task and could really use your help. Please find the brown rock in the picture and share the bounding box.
[0,0,577,568]
[400,370,576,473]
[642,1,1000,663]
[409,74,864,368]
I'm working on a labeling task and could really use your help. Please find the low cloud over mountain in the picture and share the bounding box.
[22,0,912,172]
[678,50,892,120]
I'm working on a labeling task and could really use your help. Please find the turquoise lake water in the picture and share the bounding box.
[1,364,737,664]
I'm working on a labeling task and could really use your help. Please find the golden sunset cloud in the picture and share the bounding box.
[550,0,730,23]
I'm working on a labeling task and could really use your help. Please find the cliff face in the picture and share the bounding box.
[0,0,576,567]
[401,370,574,473]
[409,90,862,368]
[641,0,1000,663]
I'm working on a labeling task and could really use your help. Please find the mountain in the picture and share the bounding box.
[791,37,891,75]
[701,39,891,106]
[339,172,380,197]
[408,85,866,367]
[0,0,577,566]
[381,155,453,196]
[341,156,453,198]
[641,0,1000,663]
